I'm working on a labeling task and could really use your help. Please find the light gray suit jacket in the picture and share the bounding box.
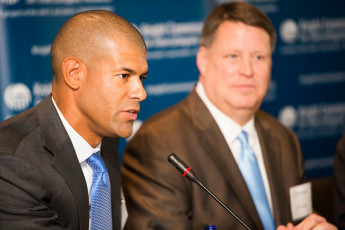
[0,95,121,230]
[122,89,305,230]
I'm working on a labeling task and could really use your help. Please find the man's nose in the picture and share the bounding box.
[128,77,147,101]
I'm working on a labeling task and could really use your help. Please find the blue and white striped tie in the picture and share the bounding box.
[87,152,112,230]
[237,130,275,230]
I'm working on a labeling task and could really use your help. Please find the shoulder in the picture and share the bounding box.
[256,110,293,133]
[0,95,55,155]
[0,106,39,154]
[255,110,299,145]
[256,110,282,126]
[139,92,196,135]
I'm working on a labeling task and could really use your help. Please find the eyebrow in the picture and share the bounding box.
[122,67,148,76]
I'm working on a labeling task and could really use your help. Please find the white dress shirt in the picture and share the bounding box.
[52,97,100,229]
[52,96,127,229]
[196,82,274,214]
[52,97,98,196]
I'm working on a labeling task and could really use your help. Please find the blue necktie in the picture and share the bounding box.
[237,130,275,230]
[87,152,112,230]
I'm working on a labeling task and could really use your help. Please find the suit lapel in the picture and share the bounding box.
[255,113,291,225]
[200,131,263,227]
[37,95,89,229]
[187,90,263,228]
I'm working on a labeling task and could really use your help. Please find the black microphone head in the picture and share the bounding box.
[167,153,189,174]
[167,153,200,184]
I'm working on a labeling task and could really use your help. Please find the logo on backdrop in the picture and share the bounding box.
[2,82,51,119]
[278,103,345,140]
[279,17,345,55]
[4,83,32,111]
[135,21,203,60]
[279,19,299,44]
[279,104,341,172]
[32,82,52,105]
[0,0,19,5]
[278,106,297,129]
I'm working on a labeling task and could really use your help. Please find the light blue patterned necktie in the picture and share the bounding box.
[87,152,112,230]
[237,130,275,230]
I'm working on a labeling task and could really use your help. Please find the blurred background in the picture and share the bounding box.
[1,0,345,179]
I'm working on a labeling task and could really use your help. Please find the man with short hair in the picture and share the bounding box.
[121,2,335,230]
[0,10,148,229]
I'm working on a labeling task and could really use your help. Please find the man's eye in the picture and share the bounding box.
[224,54,239,61]
[118,74,129,79]
[229,54,238,58]
[254,55,264,60]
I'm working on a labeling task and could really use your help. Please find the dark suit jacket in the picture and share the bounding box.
[122,89,306,230]
[334,132,345,229]
[0,95,121,230]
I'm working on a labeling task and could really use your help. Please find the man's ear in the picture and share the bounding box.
[196,46,207,75]
[62,57,84,90]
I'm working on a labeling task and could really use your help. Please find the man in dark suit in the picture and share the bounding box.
[0,10,148,229]
[121,2,335,230]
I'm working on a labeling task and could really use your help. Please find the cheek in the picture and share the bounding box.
[257,72,271,94]
[254,62,271,76]
[219,67,237,87]
[101,91,119,110]
[100,77,122,99]
[103,86,128,111]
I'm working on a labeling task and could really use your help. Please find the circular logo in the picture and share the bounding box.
[278,106,297,129]
[4,83,32,111]
[279,19,299,44]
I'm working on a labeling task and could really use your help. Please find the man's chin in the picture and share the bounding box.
[118,123,133,139]
[118,128,133,139]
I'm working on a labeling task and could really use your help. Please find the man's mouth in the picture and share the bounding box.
[128,109,139,115]
[126,108,139,120]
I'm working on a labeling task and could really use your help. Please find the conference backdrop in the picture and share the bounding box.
[1,0,345,178]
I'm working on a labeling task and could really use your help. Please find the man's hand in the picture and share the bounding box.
[276,213,337,230]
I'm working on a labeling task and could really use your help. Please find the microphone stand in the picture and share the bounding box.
[168,153,251,230]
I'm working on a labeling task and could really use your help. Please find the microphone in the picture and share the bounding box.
[167,153,251,230]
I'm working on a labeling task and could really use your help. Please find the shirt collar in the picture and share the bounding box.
[242,118,256,145]
[196,81,255,143]
[51,96,101,163]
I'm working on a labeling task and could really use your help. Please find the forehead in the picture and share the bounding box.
[212,21,271,51]
[95,36,147,66]
[116,50,148,71]
[104,33,145,53]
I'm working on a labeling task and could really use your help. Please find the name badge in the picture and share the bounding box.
[289,182,312,221]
